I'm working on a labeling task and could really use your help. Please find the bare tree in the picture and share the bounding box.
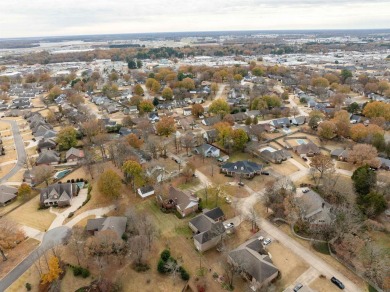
[247,207,261,232]
[0,219,25,261]
[31,165,55,186]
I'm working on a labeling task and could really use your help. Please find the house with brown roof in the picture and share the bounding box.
[294,141,320,157]
[66,147,84,162]
[157,186,199,217]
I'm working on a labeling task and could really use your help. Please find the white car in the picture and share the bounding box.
[263,238,272,245]
[225,222,234,229]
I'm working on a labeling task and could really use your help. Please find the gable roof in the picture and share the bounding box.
[168,186,199,211]
[66,147,84,159]
[193,222,225,244]
[86,216,127,238]
[221,160,262,175]
[204,207,224,221]
[295,141,320,155]
[36,150,60,164]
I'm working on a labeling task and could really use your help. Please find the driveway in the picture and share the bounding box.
[0,120,27,184]
[0,226,70,291]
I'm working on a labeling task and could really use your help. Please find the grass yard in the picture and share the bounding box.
[0,163,16,176]
[7,169,25,183]
[267,241,310,290]
[0,122,11,131]
[60,267,94,292]
[268,160,299,176]
[5,263,40,292]
[5,196,56,232]
[336,161,356,172]
[74,215,96,228]
[0,238,40,280]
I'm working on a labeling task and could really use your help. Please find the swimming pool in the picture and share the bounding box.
[296,139,307,145]
[54,169,71,179]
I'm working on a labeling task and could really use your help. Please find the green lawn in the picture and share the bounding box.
[312,242,330,255]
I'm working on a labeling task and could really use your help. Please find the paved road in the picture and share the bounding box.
[0,120,27,183]
[0,226,70,292]
[237,183,362,292]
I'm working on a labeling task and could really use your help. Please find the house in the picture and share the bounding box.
[270,117,290,129]
[157,186,199,217]
[194,143,220,157]
[66,147,84,162]
[37,138,57,152]
[260,148,291,164]
[295,188,333,225]
[193,222,225,252]
[203,129,218,143]
[23,170,36,185]
[379,157,390,170]
[86,216,127,238]
[228,237,279,290]
[148,112,160,123]
[290,116,306,126]
[294,141,320,157]
[330,149,349,161]
[0,185,18,206]
[137,186,155,199]
[36,150,60,165]
[189,207,226,233]
[231,112,247,123]
[350,114,362,124]
[220,161,262,178]
[202,116,221,126]
[40,182,80,207]
[183,108,192,116]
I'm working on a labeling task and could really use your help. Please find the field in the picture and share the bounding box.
[0,238,40,280]
[5,196,56,232]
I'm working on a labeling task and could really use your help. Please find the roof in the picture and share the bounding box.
[0,192,17,204]
[66,147,84,159]
[221,160,262,175]
[195,143,219,154]
[229,238,278,284]
[190,214,214,233]
[295,189,332,223]
[295,141,320,155]
[193,222,225,244]
[86,216,127,238]
[204,207,224,221]
[36,150,60,164]
[168,186,199,211]
[40,182,79,204]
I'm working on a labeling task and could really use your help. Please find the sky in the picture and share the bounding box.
[1,0,390,38]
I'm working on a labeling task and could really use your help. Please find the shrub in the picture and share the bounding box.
[160,249,170,262]
[76,178,80,182]
[212,272,218,279]
[73,266,82,276]
[157,259,166,274]
[25,283,32,291]
[81,268,90,278]
[180,267,190,281]
[134,263,150,272]
[72,266,90,278]
[122,233,128,241]
[71,179,75,183]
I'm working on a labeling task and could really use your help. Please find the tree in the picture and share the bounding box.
[310,154,334,185]
[156,117,176,137]
[347,102,360,114]
[133,84,144,96]
[161,87,173,100]
[57,126,77,151]
[145,78,160,93]
[48,86,62,101]
[32,165,54,186]
[128,59,137,69]
[252,67,264,77]
[191,104,204,117]
[209,99,230,118]
[210,82,218,95]
[349,144,380,168]
[122,160,143,192]
[232,129,248,151]
[358,191,387,218]
[0,219,25,261]
[324,73,340,84]
[138,100,154,113]
[126,133,143,149]
[245,117,252,125]
[214,122,233,147]
[182,162,195,183]
[263,95,282,108]
[41,256,62,284]
[318,121,336,140]
[233,74,243,82]
[340,69,352,84]
[181,77,195,90]
[81,119,105,144]
[68,93,84,106]
[18,183,32,201]
[363,101,390,121]
[222,114,235,126]
[365,82,379,94]
[350,124,368,142]
[332,110,350,138]
[311,77,329,97]
[98,169,122,199]
[308,110,325,128]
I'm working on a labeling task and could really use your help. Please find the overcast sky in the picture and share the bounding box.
[1,0,390,38]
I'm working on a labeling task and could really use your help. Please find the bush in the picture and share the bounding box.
[157,259,166,274]
[25,283,32,291]
[122,233,128,241]
[81,268,90,278]
[160,249,171,262]
[72,266,90,278]
[180,267,190,281]
[133,263,150,272]
[73,266,82,276]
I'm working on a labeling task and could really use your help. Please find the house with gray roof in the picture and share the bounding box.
[295,188,333,225]
[66,147,84,162]
[40,182,80,207]
[86,216,127,238]
[330,149,349,161]
[0,185,17,206]
[36,150,60,165]
[158,186,199,217]
[202,116,221,126]
[193,222,225,252]
[260,148,291,164]
[228,237,279,290]
[220,161,262,178]
[294,141,320,157]
[194,143,220,157]
[37,138,57,152]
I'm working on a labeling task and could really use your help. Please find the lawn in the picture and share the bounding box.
[7,169,25,183]
[5,263,40,292]
[268,160,299,176]
[60,267,94,292]
[267,241,310,290]
[0,163,16,176]
[5,196,56,232]
[0,238,40,280]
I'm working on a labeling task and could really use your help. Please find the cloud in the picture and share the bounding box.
[0,0,389,37]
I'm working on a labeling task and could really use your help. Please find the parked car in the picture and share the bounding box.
[263,238,272,245]
[261,171,270,175]
[258,236,264,241]
[225,222,234,229]
[238,182,244,187]
[225,196,232,204]
[302,156,308,161]
[293,283,303,292]
[330,277,345,289]
[302,188,310,193]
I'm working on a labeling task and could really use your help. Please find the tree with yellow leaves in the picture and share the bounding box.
[41,256,62,284]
